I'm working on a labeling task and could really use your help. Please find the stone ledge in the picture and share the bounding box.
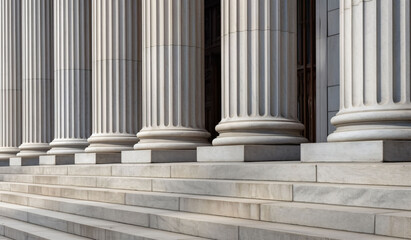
[301,141,411,162]
[197,145,300,162]
[122,150,196,163]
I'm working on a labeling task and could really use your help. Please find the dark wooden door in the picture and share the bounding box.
[297,0,316,142]
[204,0,221,142]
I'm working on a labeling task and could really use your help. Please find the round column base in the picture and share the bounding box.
[328,109,411,142]
[48,139,89,155]
[16,143,50,158]
[85,133,138,153]
[213,119,307,146]
[135,128,211,150]
[0,147,20,160]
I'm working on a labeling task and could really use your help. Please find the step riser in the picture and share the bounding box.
[294,184,411,211]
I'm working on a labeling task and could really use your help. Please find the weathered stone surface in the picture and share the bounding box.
[112,164,171,178]
[261,202,391,233]
[294,183,411,210]
[171,162,316,182]
[376,211,411,239]
[317,163,411,186]
[152,179,292,201]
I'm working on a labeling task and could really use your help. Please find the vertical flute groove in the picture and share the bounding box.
[0,0,22,158]
[85,0,141,153]
[49,0,92,155]
[135,0,210,150]
[18,0,54,157]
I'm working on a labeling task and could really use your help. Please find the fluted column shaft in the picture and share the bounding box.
[0,0,22,159]
[85,0,140,153]
[135,0,210,150]
[213,0,306,146]
[49,0,92,155]
[19,0,54,157]
[328,0,411,142]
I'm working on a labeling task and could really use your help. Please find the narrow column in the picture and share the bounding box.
[48,0,92,155]
[213,0,306,146]
[328,0,411,141]
[18,0,54,157]
[134,0,210,150]
[85,0,140,153]
[0,0,22,159]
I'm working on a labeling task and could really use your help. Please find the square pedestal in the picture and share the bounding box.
[74,153,121,164]
[197,145,300,162]
[9,157,39,166]
[39,155,74,165]
[122,150,196,163]
[301,141,411,162]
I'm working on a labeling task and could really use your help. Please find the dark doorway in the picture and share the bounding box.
[297,0,316,142]
[204,0,221,142]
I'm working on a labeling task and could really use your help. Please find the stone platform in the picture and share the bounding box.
[0,161,409,239]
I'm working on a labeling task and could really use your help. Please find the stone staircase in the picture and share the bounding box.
[0,162,409,239]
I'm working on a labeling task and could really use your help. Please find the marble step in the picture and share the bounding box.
[0,193,402,240]
[0,182,275,219]
[2,190,410,237]
[0,216,88,240]
[2,162,411,186]
[3,174,411,211]
[0,175,293,201]
[0,162,318,182]
[0,201,209,240]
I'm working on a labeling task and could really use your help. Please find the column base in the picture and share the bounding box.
[197,145,300,162]
[301,141,411,162]
[0,147,19,160]
[213,119,307,146]
[10,157,39,166]
[85,134,137,153]
[39,154,74,165]
[48,139,89,155]
[135,128,211,150]
[75,152,121,164]
[122,150,196,163]
[16,143,50,158]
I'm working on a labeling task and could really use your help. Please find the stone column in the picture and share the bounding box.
[212,0,306,146]
[18,0,54,157]
[0,0,22,159]
[301,0,411,162]
[48,0,92,155]
[134,0,210,150]
[85,0,140,153]
[328,0,411,142]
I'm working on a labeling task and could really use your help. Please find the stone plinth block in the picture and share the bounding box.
[197,145,300,162]
[301,141,411,162]
[122,150,196,164]
[74,153,121,165]
[39,155,74,165]
[9,157,39,166]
